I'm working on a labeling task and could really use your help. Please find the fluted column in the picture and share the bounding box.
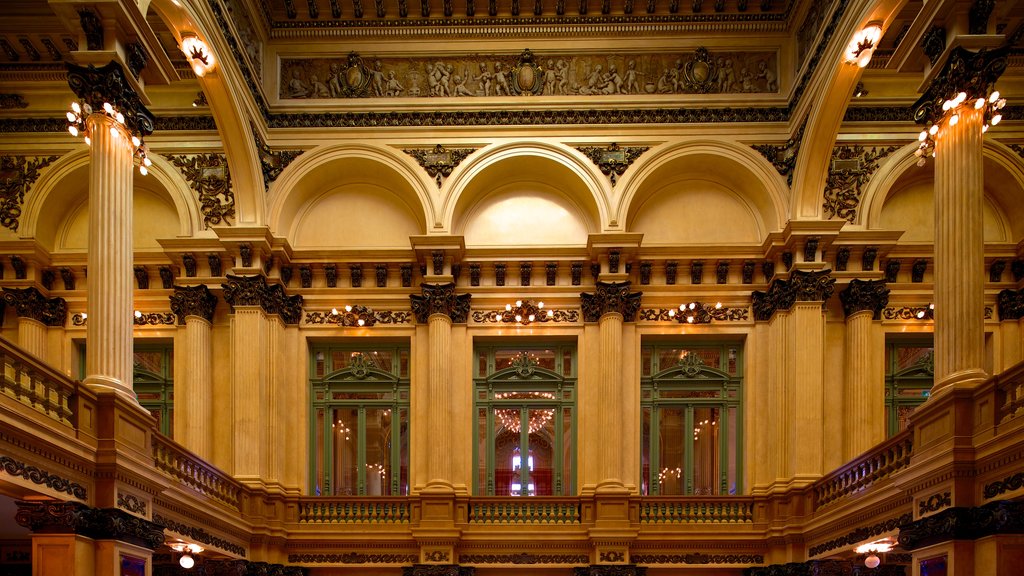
[581,281,642,493]
[839,279,889,459]
[2,287,67,361]
[66,62,155,401]
[169,285,218,459]
[411,283,471,493]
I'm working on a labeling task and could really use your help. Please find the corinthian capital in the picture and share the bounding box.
[410,282,471,323]
[1,286,67,326]
[580,281,642,322]
[840,279,889,319]
[170,284,218,324]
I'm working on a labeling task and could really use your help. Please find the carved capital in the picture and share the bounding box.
[580,281,642,322]
[221,274,302,324]
[16,502,164,550]
[998,288,1024,321]
[913,45,1010,126]
[2,287,67,326]
[751,270,834,321]
[839,279,889,320]
[170,284,218,324]
[410,282,471,323]
[66,61,154,137]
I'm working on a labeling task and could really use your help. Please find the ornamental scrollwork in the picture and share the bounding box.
[575,143,649,186]
[167,153,235,227]
[304,309,412,325]
[472,307,579,324]
[403,144,477,188]
[410,282,472,323]
[822,145,900,222]
[0,94,29,109]
[580,281,642,322]
[808,512,913,557]
[16,502,164,550]
[751,118,806,186]
[0,155,58,231]
[631,553,764,565]
[66,61,155,137]
[2,287,67,326]
[117,492,147,515]
[253,125,302,193]
[882,306,934,321]
[918,491,952,516]
[637,306,748,323]
[460,553,589,564]
[287,553,419,564]
[898,500,1024,551]
[154,514,247,557]
[839,279,889,320]
[169,285,218,324]
[0,455,87,499]
[983,471,1024,499]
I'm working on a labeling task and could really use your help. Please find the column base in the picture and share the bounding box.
[422,479,457,494]
[82,376,139,406]
[932,368,989,396]
[594,479,628,495]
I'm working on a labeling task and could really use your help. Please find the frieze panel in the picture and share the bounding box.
[822,145,900,222]
[117,492,148,516]
[0,455,87,499]
[983,470,1024,499]
[808,512,913,557]
[0,155,58,231]
[472,308,579,324]
[279,47,778,100]
[638,306,748,322]
[304,307,413,325]
[167,153,235,227]
[287,552,419,563]
[898,500,1024,550]
[154,513,247,557]
[16,502,164,550]
[222,0,263,79]
[631,553,764,564]
[918,491,951,516]
[460,553,589,564]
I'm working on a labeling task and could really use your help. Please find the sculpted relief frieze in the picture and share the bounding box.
[279,47,778,100]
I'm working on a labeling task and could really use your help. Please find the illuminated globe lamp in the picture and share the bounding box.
[855,538,893,569]
[844,22,883,68]
[667,301,722,324]
[169,542,204,569]
[180,35,216,77]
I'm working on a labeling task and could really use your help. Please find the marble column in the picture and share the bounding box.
[839,279,889,459]
[1,287,67,360]
[410,283,471,493]
[581,281,642,493]
[169,285,218,459]
[66,62,154,401]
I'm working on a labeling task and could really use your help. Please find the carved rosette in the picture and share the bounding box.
[2,287,67,326]
[65,61,155,137]
[580,281,643,322]
[221,274,303,324]
[912,45,1009,127]
[839,279,889,320]
[997,288,1024,321]
[751,270,834,321]
[169,284,218,324]
[16,502,164,550]
[410,283,472,323]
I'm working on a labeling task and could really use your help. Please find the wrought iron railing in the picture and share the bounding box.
[637,497,755,523]
[298,497,412,523]
[468,497,581,524]
[812,429,913,510]
[0,338,76,427]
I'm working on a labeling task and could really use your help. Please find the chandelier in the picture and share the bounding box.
[494,391,556,434]
[916,90,1005,165]
[330,304,376,327]
[493,300,554,325]
[66,100,151,175]
[668,302,723,324]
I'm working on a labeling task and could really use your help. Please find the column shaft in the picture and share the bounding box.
[17,317,47,360]
[83,113,135,399]
[933,106,987,390]
[787,301,825,481]
[181,316,212,459]
[844,310,885,458]
[596,312,624,492]
[231,307,267,480]
[425,313,453,491]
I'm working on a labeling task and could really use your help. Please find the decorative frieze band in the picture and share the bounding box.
[897,500,1024,551]
[580,281,643,322]
[630,553,764,565]
[402,565,475,576]
[983,471,1024,499]
[808,512,912,557]
[288,552,419,564]
[222,274,303,324]
[471,308,579,324]
[303,307,413,325]
[918,491,951,516]
[751,270,835,321]
[839,279,889,320]
[169,284,218,324]
[637,306,748,323]
[15,501,164,550]
[409,282,472,323]
[2,287,67,326]
[0,455,87,499]
[154,513,247,557]
[460,553,589,564]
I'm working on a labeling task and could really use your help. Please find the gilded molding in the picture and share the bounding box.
[0,455,87,499]
[918,491,951,516]
[2,287,67,326]
[460,553,589,564]
[637,306,748,322]
[580,280,642,322]
[898,500,1024,550]
[822,145,900,222]
[288,552,418,563]
[169,285,218,324]
[403,144,477,188]
[16,501,165,550]
[983,471,1024,499]
[912,45,1010,127]
[167,153,235,227]
[631,553,764,564]
[66,61,155,137]
[410,282,472,323]
[576,143,649,186]
[221,274,303,324]
[0,155,58,231]
[154,513,247,557]
[751,269,834,321]
[808,512,912,557]
[839,279,889,320]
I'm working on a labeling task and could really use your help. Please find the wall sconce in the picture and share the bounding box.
[668,302,723,324]
[330,304,376,327]
[493,300,554,325]
[65,100,151,175]
[916,303,934,320]
[844,22,882,68]
[169,542,204,569]
[180,35,215,77]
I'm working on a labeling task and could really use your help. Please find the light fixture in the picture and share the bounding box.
[180,35,215,77]
[493,391,556,433]
[855,537,894,568]
[916,87,1006,167]
[492,300,554,325]
[667,301,723,324]
[329,304,376,327]
[915,303,934,320]
[169,542,203,569]
[844,22,882,68]
[65,100,150,175]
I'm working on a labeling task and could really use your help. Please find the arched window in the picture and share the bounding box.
[885,338,933,435]
[641,343,743,495]
[309,345,410,496]
[474,345,576,496]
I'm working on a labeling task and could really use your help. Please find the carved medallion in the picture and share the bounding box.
[682,47,718,93]
[511,49,544,95]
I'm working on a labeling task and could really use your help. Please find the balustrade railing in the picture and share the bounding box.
[152,434,242,510]
[468,497,581,524]
[298,497,411,523]
[812,429,913,510]
[995,361,1024,425]
[637,497,754,523]
[0,339,76,427]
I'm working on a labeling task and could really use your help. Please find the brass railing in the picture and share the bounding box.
[812,429,913,510]
[637,497,755,523]
[152,434,243,510]
[0,338,76,427]
[298,497,412,523]
[468,497,581,524]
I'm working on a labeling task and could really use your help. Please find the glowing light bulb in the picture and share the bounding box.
[983,124,989,133]
[115,112,125,124]
[992,114,1001,126]
[668,309,676,317]
[864,555,880,569]
[71,101,81,113]
[942,100,952,112]
[103,102,113,114]
[929,124,939,135]
[949,113,959,126]
[689,302,696,310]
[917,310,925,319]
[686,316,694,323]
[528,314,535,322]
[143,157,152,167]
[975,97,986,109]
[66,111,77,122]
[109,125,119,137]
[919,130,927,141]
[193,63,206,77]
[515,300,522,307]
[956,91,967,104]
[515,314,523,322]
[715,302,722,309]
[547,310,553,317]
[131,136,140,147]
[990,91,1000,103]
[494,314,501,321]
[68,125,78,137]
[81,313,87,320]
[357,318,365,326]
[505,303,512,311]
[856,47,873,68]
[331,308,339,315]
[538,301,544,308]
[83,135,91,145]
[139,165,148,176]
[345,305,352,312]
[134,310,143,318]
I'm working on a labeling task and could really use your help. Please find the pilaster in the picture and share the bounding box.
[169,285,218,460]
[839,279,889,459]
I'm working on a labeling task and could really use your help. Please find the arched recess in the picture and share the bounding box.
[267,144,430,249]
[444,142,606,247]
[21,149,201,253]
[790,0,907,220]
[148,0,267,225]
[618,140,788,245]
[861,142,1024,244]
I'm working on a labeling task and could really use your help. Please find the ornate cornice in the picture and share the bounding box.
[912,45,1010,126]
[898,500,1024,550]
[410,282,472,323]
[402,565,475,576]
[154,513,247,557]
[0,155,58,231]
[15,501,164,550]
[65,61,155,137]
[167,153,235,227]
[839,279,889,320]
[808,512,913,557]
[0,455,86,499]
[169,285,218,324]
[2,287,67,326]
[221,274,303,324]
[288,552,418,564]
[580,280,642,322]
[631,553,763,565]
[403,144,477,188]
[998,288,1024,320]
[576,143,649,186]
[822,145,900,222]
[751,270,835,321]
